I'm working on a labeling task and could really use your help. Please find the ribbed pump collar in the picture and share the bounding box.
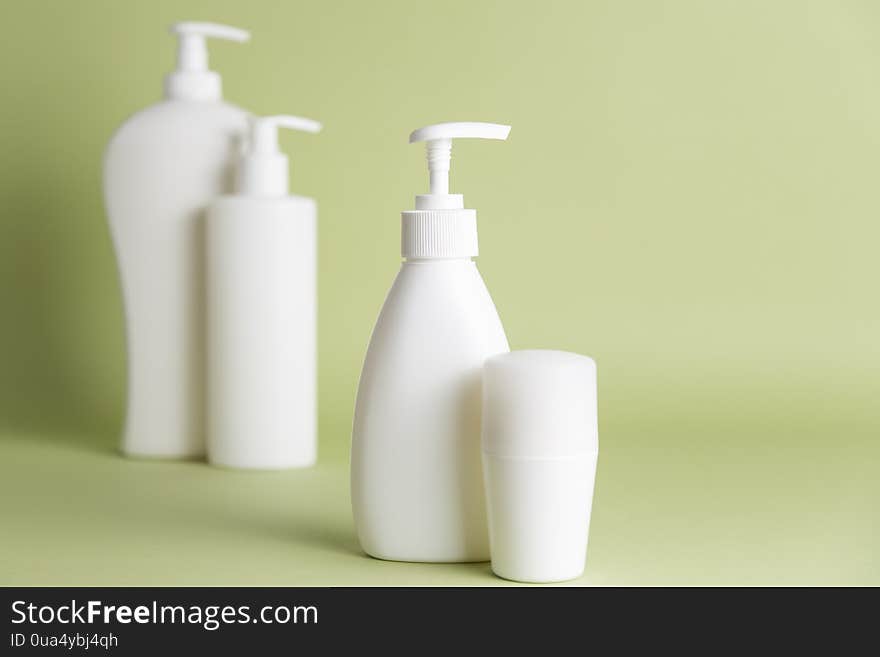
[401,209,478,259]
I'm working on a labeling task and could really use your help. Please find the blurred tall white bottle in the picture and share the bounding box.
[351,122,511,562]
[206,115,321,469]
[103,22,250,458]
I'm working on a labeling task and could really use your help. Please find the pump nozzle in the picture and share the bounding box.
[164,22,250,101]
[237,115,323,197]
[409,122,511,210]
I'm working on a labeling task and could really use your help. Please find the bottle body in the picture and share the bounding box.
[205,196,317,469]
[351,259,509,562]
[483,452,598,582]
[103,99,248,458]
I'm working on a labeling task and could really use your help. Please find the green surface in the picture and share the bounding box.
[1,0,878,585]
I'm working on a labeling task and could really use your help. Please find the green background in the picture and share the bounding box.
[0,0,877,585]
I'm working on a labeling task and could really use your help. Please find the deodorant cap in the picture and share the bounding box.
[482,350,598,459]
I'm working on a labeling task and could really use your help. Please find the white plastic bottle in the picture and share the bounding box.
[103,22,250,458]
[482,350,599,583]
[351,122,512,562]
[206,115,322,469]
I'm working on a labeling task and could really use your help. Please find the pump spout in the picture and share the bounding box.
[164,22,250,101]
[409,122,511,211]
[250,115,322,156]
[237,114,323,197]
[425,139,452,196]
[171,22,250,71]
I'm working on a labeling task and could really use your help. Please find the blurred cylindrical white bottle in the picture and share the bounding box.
[103,22,251,458]
[206,115,322,469]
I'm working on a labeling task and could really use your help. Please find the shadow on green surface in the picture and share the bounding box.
[164,463,366,559]
[0,426,118,455]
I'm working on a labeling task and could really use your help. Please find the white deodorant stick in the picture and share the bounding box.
[481,350,599,583]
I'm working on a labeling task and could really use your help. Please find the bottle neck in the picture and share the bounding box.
[236,156,289,196]
[163,71,222,101]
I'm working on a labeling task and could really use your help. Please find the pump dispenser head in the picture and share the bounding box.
[409,122,511,211]
[164,22,250,101]
[236,115,322,197]
[402,122,510,259]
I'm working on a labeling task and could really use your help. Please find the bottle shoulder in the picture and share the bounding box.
[105,100,248,157]
[354,260,509,428]
[391,260,489,294]
[365,260,508,358]
[211,194,315,207]
[208,195,316,220]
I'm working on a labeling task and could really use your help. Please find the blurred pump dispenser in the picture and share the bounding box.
[206,115,322,469]
[104,22,251,458]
